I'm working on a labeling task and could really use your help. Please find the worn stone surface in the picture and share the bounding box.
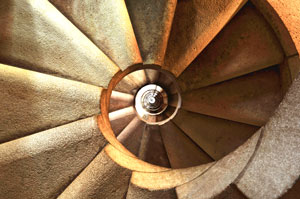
[235,73,300,199]
[176,131,261,199]
[109,106,136,137]
[0,117,106,199]
[163,0,247,76]
[250,0,297,56]
[177,3,284,92]
[161,122,213,168]
[127,184,177,199]
[0,0,118,87]
[126,0,177,65]
[176,67,282,126]
[50,0,142,70]
[138,125,171,167]
[145,69,160,83]
[109,91,134,112]
[173,110,258,160]
[280,178,300,199]
[58,149,131,199]
[253,0,300,56]
[0,64,101,143]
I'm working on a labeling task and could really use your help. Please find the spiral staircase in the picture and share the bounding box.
[0,0,299,198]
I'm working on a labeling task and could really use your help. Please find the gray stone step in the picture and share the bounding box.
[163,0,247,76]
[0,64,101,143]
[0,116,106,199]
[177,3,284,92]
[126,0,177,65]
[175,67,282,126]
[172,110,258,160]
[0,0,119,87]
[49,0,142,70]
[161,121,213,168]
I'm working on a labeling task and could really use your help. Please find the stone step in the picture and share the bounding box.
[0,64,101,143]
[235,72,300,199]
[109,106,136,137]
[110,91,134,112]
[161,121,213,169]
[175,67,282,126]
[49,0,142,70]
[0,0,119,88]
[177,2,284,92]
[172,110,258,160]
[0,117,106,199]
[163,0,247,76]
[126,0,177,65]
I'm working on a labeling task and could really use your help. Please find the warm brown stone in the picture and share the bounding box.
[0,117,106,199]
[176,67,282,126]
[0,64,101,143]
[161,122,213,168]
[177,3,284,92]
[49,0,142,70]
[163,0,247,76]
[126,0,177,65]
[172,110,258,160]
[58,149,131,199]
[0,0,119,87]
[176,131,261,199]
[235,73,300,199]
[280,178,300,199]
[287,55,300,81]
[213,185,247,199]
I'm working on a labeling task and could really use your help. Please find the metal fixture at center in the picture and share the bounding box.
[135,84,168,121]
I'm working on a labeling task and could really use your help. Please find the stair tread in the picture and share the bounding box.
[126,0,177,65]
[161,121,213,169]
[163,0,247,77]
[0,0,119,87]
[235,73,300,199]
[177,3,284,92]
[109,107,136,137]
[58,148,131,199]
[126,184,177,199]
[110,91,134,112]
[176,131,261,199]
[49,0,142,70]
[0,64,101,143]
[176,67,282,126]
[0,117,106,199]
[172,110,258,160]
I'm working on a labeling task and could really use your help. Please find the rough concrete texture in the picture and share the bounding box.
[0,116,106,199]
[126,0,177,65]
[213,185,247,199]
[287,55,300,81]
[250,0,298,56]
[109,106,136,137]
[254,0,300,56]
[0,64,101,143]
[0,0,119,88]
[177,3,284,92]
[235,73,300,198]
[163,0,247,77]
[280,178,300,199]
[109,91,134,112]
[177,67,282,126]
[127,184,177,199]
[49,0,142,70]
[58,149,131,199]
[161,122,213,169]
[176,131,261,199]
[173,110,258,160]
[138,125,171,167]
